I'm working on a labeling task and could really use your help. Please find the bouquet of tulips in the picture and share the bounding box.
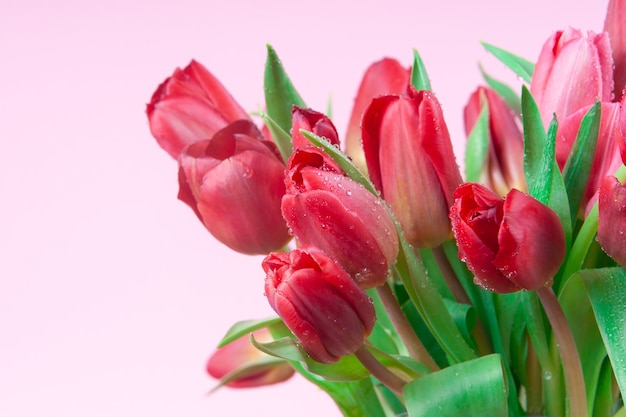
[146,1,626,415]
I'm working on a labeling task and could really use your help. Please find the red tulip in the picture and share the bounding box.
[291,106,339,149]
[178,120,290,255]
[604,0,626,100]
[362,86,463,248]
[344,58,410,172]
[282,147,398,289]
[206,329,295,388]
[598,175,626,266]
[263,248,376,364]
[463,87,526,195]
[147,60,250,159]
[530,27,614,126]
[449,183,566,293]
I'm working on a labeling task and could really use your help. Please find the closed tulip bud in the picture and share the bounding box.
[362,86,463,248]
[604,0,626,100]
[449,183,566,293]
[598,175,626,266]
[178,120,290,255]
[263,248,376,364]
[206,329,295,388]
[345,58,410,173]
[291,106,340,149]
[282,148,398,288]
[531,27,614,126]
[147,60,250,159]
[463,87,526,195]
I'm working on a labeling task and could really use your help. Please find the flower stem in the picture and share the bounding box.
[525,334,543,415]
[432,246,470,304]
[536,287,587,417]
[376,282,439,371]
[354,345,407,397]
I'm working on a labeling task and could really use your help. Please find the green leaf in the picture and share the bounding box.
[479,64,522,115]
[404,354,508,417]
[481,41,534,83]
[216,316,282,347]
[264,44,306,139]
[562,101,602,221]
[465,92,490,183]
[576,267,626,398]
[410,49,431,91]
[209,355,290,393]
[259,110,293,162]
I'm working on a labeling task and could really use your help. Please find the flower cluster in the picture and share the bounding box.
[146,1,626,415]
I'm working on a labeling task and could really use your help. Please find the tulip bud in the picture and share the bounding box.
[463,87,526,195]
[281,147,399,288]
[291,106,340,149]
[604,0,626,100]
[206,329,295,388]
[345,58,411,173]
[147,60,250,159]
[178,119,290,255]
[263,248,376,364]
[531,27,614,126]
[362,86,463,248]
[598,175,626,266]
[449,183,566,293]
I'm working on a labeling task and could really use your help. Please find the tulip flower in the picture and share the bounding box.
[345,58,411,173]
[463,87,526,195]
[449,183,566,293]
[598,175,626,266]
[178,119,290,255]
[263,248,376,364]
[282,147,398,289]
[147,60,250,159]
[530,27,614,126]
[291,106,339,149]
[361,86,463,248]
[604,0,626,100]
[206,329,295,388]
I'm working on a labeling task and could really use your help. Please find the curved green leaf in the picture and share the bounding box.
[217,316,282,347]
[410,49,431,91]
[481,41,534,83]
[465,92,489,183]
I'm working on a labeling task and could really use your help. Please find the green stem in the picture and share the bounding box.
[376,283,439,372]
[432,245,470,304]
[354,345,407,397]
[537,287,587,417]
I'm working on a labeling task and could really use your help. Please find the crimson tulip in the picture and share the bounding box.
[206,329,295,388]
[178,119,290,255]
[530,27,614,126]
[362,86,463,248]
[449,183,566,293]
[604,0,626,100]
[463,87,526,195]
[147,60,250,159]
[598,175,626,266]
[263,248,376,364]
[344,58,410,172]
[282,147,398,289]
[291,106,339,149]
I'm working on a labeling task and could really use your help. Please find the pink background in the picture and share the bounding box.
[0,0,608,415]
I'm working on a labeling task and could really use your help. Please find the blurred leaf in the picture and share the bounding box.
[410,49,431,91]
[479,64,522,115]
[465,93,490,183]
[404,354,508,417]
[209,356,289,393]
[259,110,293,162]
[481,41,534,83]
[217,316,282,347]
[562,101,601,221]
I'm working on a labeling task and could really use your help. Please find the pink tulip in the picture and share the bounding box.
[463,87,526,195]
[291,106,339,149]
[147,60,250,159]
[531,27,614,126]
[178,120,290,255]
[449,183,566,293]
[598,175,626,266]
[604,0,626,100]
[206,329,295,388]
[344,58,410,172]
[361,86,463,248]
[281,147,398,289]
[263,248,376,364]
